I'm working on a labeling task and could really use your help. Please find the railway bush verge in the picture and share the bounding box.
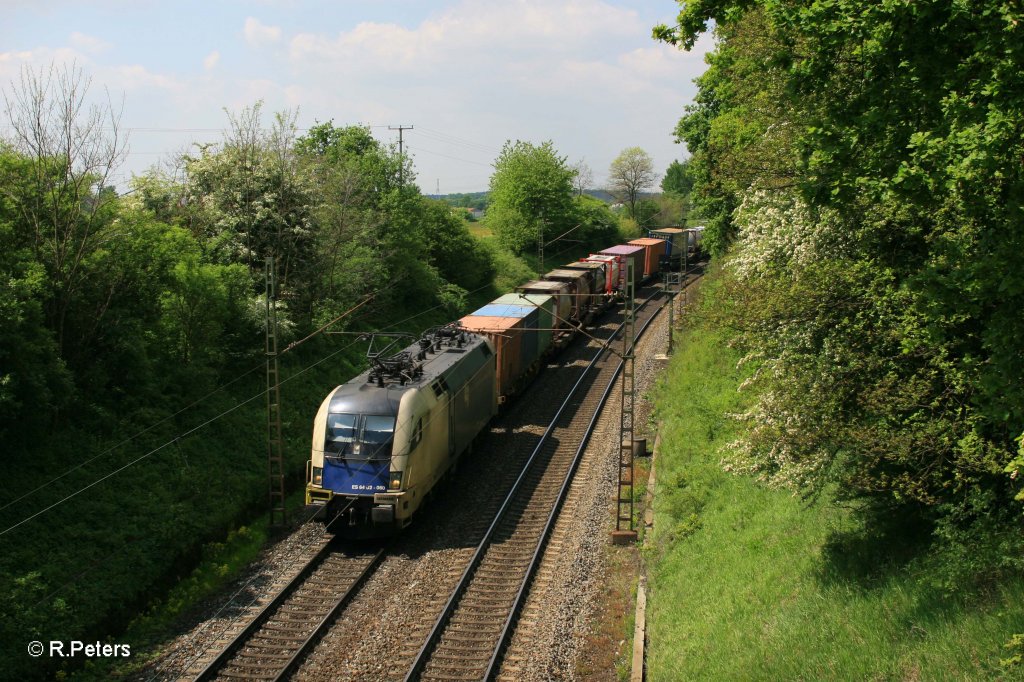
[648,269,1024,680]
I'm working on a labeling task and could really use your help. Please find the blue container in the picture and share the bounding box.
[473,303,539,366]
[494,293,554,355]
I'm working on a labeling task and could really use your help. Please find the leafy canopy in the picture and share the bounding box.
[656,0,1024,583]
[487,140,577,255]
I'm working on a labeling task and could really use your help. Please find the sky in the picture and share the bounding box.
[0,0,713,195]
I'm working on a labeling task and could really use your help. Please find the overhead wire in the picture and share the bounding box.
[0,265,505,536]
[0,362,264,513]
[416,126,501,154]
[0,390,267,538]
[0,288,390,537]
[406,143,493,167]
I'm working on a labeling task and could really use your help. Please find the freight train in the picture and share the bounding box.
[304,228,703,536]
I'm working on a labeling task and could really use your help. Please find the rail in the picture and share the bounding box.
[404,285,670,681]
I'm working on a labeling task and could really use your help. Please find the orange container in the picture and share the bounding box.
[629,237,669,277]
[459,315,527,399]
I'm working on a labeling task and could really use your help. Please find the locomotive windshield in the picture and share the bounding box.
[326,413,395,460]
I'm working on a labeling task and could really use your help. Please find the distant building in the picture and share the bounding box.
[451,206,485,221]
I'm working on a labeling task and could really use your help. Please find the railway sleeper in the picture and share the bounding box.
[240,641,295,654]
[423,662,493,676]
[250,630,310,643]
[449,614,508,626]
[451,612,509,625]
[221,666,283,678]
[462,594,518,607]
[235,649,294,661]
[443,629,500,642]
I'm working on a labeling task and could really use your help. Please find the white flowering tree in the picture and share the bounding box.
[721,187,865,492]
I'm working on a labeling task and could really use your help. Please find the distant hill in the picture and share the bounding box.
[434,191,489,211]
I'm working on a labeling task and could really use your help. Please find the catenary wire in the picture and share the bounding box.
[0,270,504,535]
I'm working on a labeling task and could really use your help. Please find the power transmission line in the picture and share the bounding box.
[0,362,264,513]
[406,143,492,167]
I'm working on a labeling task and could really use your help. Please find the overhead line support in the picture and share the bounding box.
[266,257,287,527]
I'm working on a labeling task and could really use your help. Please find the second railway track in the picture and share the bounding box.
[403,284,673,682]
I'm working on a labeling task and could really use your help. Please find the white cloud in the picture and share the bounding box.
[112,64,185,92]
[288,0,643,77]
[69,32,112,54]
[244,17,282,48]
[0,47,89,84]
[268,0,715,191]
[3,0,714,193]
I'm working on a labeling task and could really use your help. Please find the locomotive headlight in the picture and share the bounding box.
[388,471,404,490]
[312,467,323,485]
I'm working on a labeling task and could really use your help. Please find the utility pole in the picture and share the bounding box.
[684,228,691,276]
[265,257,287,527]
[662,260,683,355]
[389,124,413,184]
[538,214,547,274]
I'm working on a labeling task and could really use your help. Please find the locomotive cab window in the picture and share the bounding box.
[325,413,396,460]
[361,415,396,457]
[326,414,357,454]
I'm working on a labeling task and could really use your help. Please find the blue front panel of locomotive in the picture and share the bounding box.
[323,458,390,495]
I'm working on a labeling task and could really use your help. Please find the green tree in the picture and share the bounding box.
[421,199,494,292]
[1,63,127,358]
[159,257,253,367]
[656,0,1024,577]
[608,147,656,220]
[660,7,800,256]
[571,194,622,249]
[488,140,576,255]
[0,150,71,438]
[296,121,438,319]
[661,159,693,196]
[184,104,317,306]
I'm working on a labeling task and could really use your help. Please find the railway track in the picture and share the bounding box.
[194,542,385,681]
[402,284,671,682]
[188,273,696,682]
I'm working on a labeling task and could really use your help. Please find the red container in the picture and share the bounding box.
[600,245,645,288]
[586,254,621,292]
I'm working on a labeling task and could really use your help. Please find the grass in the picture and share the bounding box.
[647,286,1024,681]
[467,221,493,238]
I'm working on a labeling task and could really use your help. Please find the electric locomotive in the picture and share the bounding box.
[305,326,497,536]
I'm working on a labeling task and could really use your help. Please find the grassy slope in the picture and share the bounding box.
[648,277,1024,681]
